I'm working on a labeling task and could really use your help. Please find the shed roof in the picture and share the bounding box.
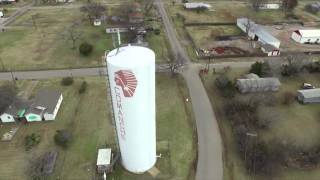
[298,88,320,98]
[237,18,280,48]
[294,29,320,38]
[97,149,111,166]
[237,78,281,91]
[184,2,211,9]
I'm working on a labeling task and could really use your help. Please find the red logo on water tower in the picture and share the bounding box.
[114,70,138,97]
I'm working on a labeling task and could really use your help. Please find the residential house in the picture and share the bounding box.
[253,0,282,10]
[0,100,30,123]
[128,2,144,24]
[297,88,320,104]
[25,89,63,122]
[291,29,320,44]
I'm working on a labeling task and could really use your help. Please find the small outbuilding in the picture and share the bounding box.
[96,148,112,174]
[0,11,3,18]
[261,44,280,56]
[291,29,320,44]
[184,2,211,9]
[297,88,320,104]
[236,75,281,93]
[0,100,30,123]
[254,1,281,10]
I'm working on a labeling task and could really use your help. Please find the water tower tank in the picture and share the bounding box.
[106,45,156,173]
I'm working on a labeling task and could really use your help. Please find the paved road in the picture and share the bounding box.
[155,0,224,180]
[0,62,254,81]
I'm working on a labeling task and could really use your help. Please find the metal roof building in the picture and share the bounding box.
[297,88,320,104]
[291,29,320,44]
[237,18,281,48]
[236,77,281,93]
[184,2,211,9]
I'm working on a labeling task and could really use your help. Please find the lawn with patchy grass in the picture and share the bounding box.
[0,74,196,180]
[201,68,320,180]
[108,74,197,180]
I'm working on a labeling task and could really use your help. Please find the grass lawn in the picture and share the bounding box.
[0,74,196,180]
[108,74,197,180]
[186,25,242,47]
[201,68,320,180]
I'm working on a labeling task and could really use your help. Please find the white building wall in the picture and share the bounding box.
[0,113,15,123]
[44,94,63,121]
[291,32,302,43]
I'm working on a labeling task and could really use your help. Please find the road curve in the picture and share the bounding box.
[154,1,224,180]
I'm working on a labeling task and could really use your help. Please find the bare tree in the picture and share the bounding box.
[167,53,185,77]
[80,2,106,24]
[250,0,264,11]
[62,22,82,49]
[138,0,155,16]
[0,84,17,114]
[282,0,298,15]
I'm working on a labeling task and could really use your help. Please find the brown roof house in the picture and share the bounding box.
[128,2,144,24]
[25,89,63,122]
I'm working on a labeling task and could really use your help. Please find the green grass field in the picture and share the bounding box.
[0,74,196,180]
[201,68,320,180]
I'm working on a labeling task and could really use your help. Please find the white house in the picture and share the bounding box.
[237,18,281,48]
[291,29,320,44]
[25,89,63,122]
[184,2,211,9]
[0,101,29,123]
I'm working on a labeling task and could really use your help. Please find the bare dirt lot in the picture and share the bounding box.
[263,24,320,53]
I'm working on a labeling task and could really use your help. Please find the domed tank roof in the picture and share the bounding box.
[107,45,155,68]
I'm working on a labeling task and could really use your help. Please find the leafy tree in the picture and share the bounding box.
[79,42,93,56]
[54,130,72,148]
[282,91,295,105]
[215,74,236,98]
[25,133,41,151]
[249,61,272,77]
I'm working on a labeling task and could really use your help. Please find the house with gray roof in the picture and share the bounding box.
[297,88,320,104]
[236,74,281,93]
[25,89,63,122]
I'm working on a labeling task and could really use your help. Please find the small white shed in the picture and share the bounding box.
[291,30,320,44]
[96,148,112,173]
[297,88,320,104]
[184,2,211,9]
[0,11,3,18]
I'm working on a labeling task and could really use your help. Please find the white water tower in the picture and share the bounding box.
[106,45,156,173]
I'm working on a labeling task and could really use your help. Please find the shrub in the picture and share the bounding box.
[215,74,236,98]
[78,81,87,94]
[282,91,296,105]
[154,28,160,35]
[54,130,72,148]
[79,42,93,56]
[304,61,320,73]
[25,133,41,151]
[61,77,74,86]
[249,61,272,77]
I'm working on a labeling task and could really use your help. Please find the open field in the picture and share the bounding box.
[201,68,320,180]
[0,74,196,180]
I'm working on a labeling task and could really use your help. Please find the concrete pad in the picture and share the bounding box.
[148,166,160,177]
